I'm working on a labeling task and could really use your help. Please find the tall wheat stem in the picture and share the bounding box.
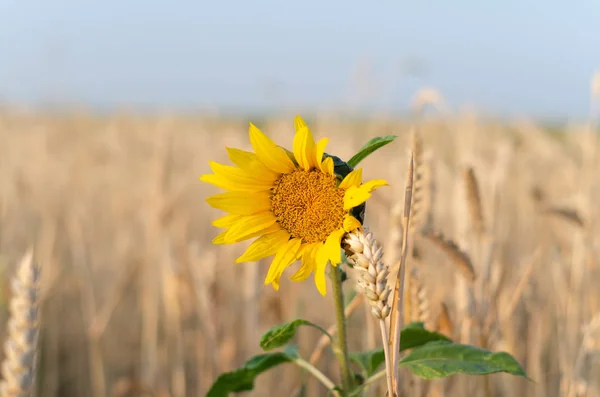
[391,154,414,395]
[379,320,394,396]
[331,265,355,394]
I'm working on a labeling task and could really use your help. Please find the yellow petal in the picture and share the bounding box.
[342,179,388,210]
[293,117,316,171]
[339,168,363,189]
[321,156,334,175]
[281,147,296,164]
[361,179,389,192]
[323,228,345,266]
[235,230,290,263]
[222,212,278,244]
[264,238,303,289]
[212,213,243,228]
[314,138,328,169]
[314,244,329,295]
[294,115,308,131]
[226,147,255,168]
[212,230,229,244]
[212,223,280,245]
[249,123,296,174]
[211,160,277,186]
[343,186,372,210]
[226,147,280,180]
[343,215,362,232]
[206,191,272,214]
[200,161,275,191]
[290,242,319,282]
[200,174,270,192]
[294,243,308,261]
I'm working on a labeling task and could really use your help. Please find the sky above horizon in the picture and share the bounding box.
[1,0,599,118]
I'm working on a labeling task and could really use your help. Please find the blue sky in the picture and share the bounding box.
[1,0,599,118]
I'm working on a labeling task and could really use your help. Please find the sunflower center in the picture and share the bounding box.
[271,169,346,243]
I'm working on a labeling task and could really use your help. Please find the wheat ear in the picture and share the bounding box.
[409,130,426,236]
[463,167,485,237]
[346,229,392,320]
[540,206,585,228]
[403,267,431,328]
[423,230,476,283]
[0,249,40,397]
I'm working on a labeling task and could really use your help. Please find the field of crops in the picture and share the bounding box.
[0,106,599,396]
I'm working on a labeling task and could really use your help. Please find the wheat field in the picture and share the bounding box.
[0,105,599,397]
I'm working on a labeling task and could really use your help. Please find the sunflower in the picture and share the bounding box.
[201,116,387,295]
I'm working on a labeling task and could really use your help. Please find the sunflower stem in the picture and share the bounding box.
[331,265,354,395]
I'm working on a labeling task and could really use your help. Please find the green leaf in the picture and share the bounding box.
[347,135,397,168]
[349,349,386,377]
[399,341,531,380]
[206,346,298,397]
[260,319,332,351]
[400,322,452,351]
[325,153,354,180]
[348,322,450,377]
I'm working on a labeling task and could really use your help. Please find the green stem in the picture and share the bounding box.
[360,368,387,390]
[292,357,342,397]
[331,265,354,395]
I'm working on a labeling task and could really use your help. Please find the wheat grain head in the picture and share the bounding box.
[423,230,476,283]
[409,129,430,237]
[463,166,485,237]
[0,248,40,397]
[345,228,391,320]
[403,267,431,328]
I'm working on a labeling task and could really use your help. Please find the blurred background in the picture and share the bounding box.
[1,1,600,396]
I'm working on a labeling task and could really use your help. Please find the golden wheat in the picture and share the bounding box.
[0,111,598,397]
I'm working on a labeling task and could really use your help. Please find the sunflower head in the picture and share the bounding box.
[200,116,388,296]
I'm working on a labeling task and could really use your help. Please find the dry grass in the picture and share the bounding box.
[0,109,599,396]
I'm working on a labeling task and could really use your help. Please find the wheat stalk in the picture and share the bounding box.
[390,153,414,396]
[0,249,40,397]
[436,302,454,338]
[386,202,404,276]
[570,312,600,397]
